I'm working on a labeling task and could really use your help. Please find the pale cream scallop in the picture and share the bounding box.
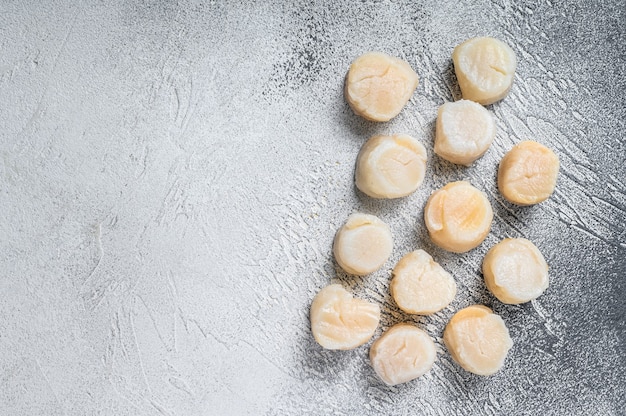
[424,181,493,253]
[345,52,419,122]
[483,238,549,304]
[369,324,436,386]
[498,140,560,205]
[435,100,496,165]
[390,249,457,314]
[443,305,513,376]
[310,284,380,350]
[452,37,517,105]
[355,134,427,199]
[333,213,393,275]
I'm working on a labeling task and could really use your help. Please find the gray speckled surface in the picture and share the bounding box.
[1,1,625,415]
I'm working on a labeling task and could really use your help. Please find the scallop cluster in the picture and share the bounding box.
[310,38,560,385]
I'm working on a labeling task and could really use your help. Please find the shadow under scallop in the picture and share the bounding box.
[442,59,463,102]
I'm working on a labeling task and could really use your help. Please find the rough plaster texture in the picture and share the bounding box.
[1,1,625,415]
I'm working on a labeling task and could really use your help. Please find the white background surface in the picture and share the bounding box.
[1,1,625,415]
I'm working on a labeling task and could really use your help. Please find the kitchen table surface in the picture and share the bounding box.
[1,1,624,415]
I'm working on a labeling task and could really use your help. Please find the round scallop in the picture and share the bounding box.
[452,37,517,105]
[333,213,393,275]
[424,181,493,253]
[435,99,496,165]
[356,134,427,199]
[443,305,513,376]
[498,140,560,205]
[345,52,419,121]
[310,284,381,350]
[369,324,436,386]
[483,238,549,304]
[390,249,457,314]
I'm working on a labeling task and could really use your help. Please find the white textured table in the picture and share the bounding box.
[1,1,624,415]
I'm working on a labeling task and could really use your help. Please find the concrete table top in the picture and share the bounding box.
[1,1,624,414]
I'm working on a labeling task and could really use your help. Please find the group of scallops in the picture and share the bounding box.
[310,37,560,385]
